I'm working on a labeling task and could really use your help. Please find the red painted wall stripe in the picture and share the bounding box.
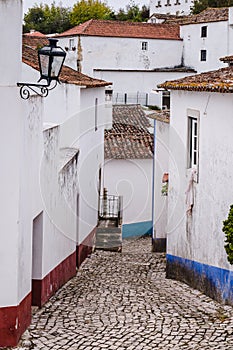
[76,227,96,268]
[0,293,31,347]
[32,251,76,307]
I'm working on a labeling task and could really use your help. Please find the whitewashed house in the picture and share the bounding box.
[150,7,233,73]
[0,1,112,346]
[151,110,170,252]
[56,20,196,107]
[158,63,233,305]
[180,7,233,73]
[149,0,193,17]
[104,105,154,238]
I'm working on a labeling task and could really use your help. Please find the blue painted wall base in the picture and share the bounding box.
[166,254,233,306]
[122,221,152,239]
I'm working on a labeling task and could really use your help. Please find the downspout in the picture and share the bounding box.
[151,118,156,247]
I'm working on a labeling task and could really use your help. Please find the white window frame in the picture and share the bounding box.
[187,110,200,176]
[95,97,98,131]
[188,117,198,168]
[186,108,200,183]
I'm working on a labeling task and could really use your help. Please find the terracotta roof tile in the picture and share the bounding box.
[220,55,233,63]
[24,31,47,37]
[105,105,154,159]
[148,110,170,123]
[158,66,233,93]
[22,36,111,88]
[169,7,229,25]
[57,19,181,40]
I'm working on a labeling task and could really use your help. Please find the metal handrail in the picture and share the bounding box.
[98,193,123,226]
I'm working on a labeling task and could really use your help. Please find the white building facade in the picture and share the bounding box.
[180,7,233,73]
[104,105,154,238]
[149,0,193,16]
[0,2,112,346]
[57,20,196,107]
[159,67,233,305]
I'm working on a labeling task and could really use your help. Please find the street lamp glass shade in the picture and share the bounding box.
[38,38,66,83]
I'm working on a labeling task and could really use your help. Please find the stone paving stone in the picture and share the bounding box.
[14,236,233,350]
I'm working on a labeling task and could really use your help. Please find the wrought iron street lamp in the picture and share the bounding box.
[18,38,66,99]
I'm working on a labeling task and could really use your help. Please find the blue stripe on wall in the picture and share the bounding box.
[167,254,233,305]
[122,221,152,239]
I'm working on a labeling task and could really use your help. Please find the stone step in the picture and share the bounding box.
[96,227,121,234]
[95,226,122,252]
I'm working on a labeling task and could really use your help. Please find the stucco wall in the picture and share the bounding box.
[93,70,195,107]
[59,36,183,77]
[154,119,169,239]
[181,21,229,73]
[168,90,233,273]
[0,0,26,307]
[103,159,153,225]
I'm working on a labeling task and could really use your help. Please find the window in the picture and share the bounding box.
[201,26,207,38]
[77,59,81,72]
[105,89,113,102]
[200,49,207,61]
[162,91,170,110]
[141,41,148,51]
[95,98,98,131]
[69,38,74,50]
[188,116,199,169]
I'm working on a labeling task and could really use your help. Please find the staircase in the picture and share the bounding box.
[95,191,123,252]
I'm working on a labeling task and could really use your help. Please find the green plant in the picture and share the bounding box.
[222,205,233,265]
[147,105,161,111]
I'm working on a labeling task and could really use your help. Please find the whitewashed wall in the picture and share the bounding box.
[59,36,183,77]
[181,21,229,73]
[103,159,153,225]
[19,62,112,304]
[93,70,195,107]
[168,90,233,271]
[149,0,192,16]
[39,125,77,278]
[19,98,44,295]
[0,0,26,308]
[154,119,169,239]
[77,88,111,244]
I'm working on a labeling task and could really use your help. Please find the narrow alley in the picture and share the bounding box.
[18,237,233,350]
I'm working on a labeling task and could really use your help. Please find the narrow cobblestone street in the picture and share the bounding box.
[18,236,233,350]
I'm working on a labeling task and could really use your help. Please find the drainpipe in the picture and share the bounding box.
[151,118,156,248]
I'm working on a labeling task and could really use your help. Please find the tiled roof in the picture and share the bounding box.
[105,105,154,159]
[220,55,233,63]
[57,19,181,40]
[148,110,170,123]
[24,31,46,37]
[168,7,229,25]
[22,36,111,88]
[158,66,233,93]
[149,13,189,22]
[94,67,196,73]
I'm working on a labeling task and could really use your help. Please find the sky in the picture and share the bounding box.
[23,0,149,14]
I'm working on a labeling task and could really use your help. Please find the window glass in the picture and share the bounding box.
[141,42,148,50]
[201,26,207,38]
[188,117,199,169]
[200,50,207,61]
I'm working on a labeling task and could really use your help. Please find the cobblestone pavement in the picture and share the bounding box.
[18,236,233,350]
